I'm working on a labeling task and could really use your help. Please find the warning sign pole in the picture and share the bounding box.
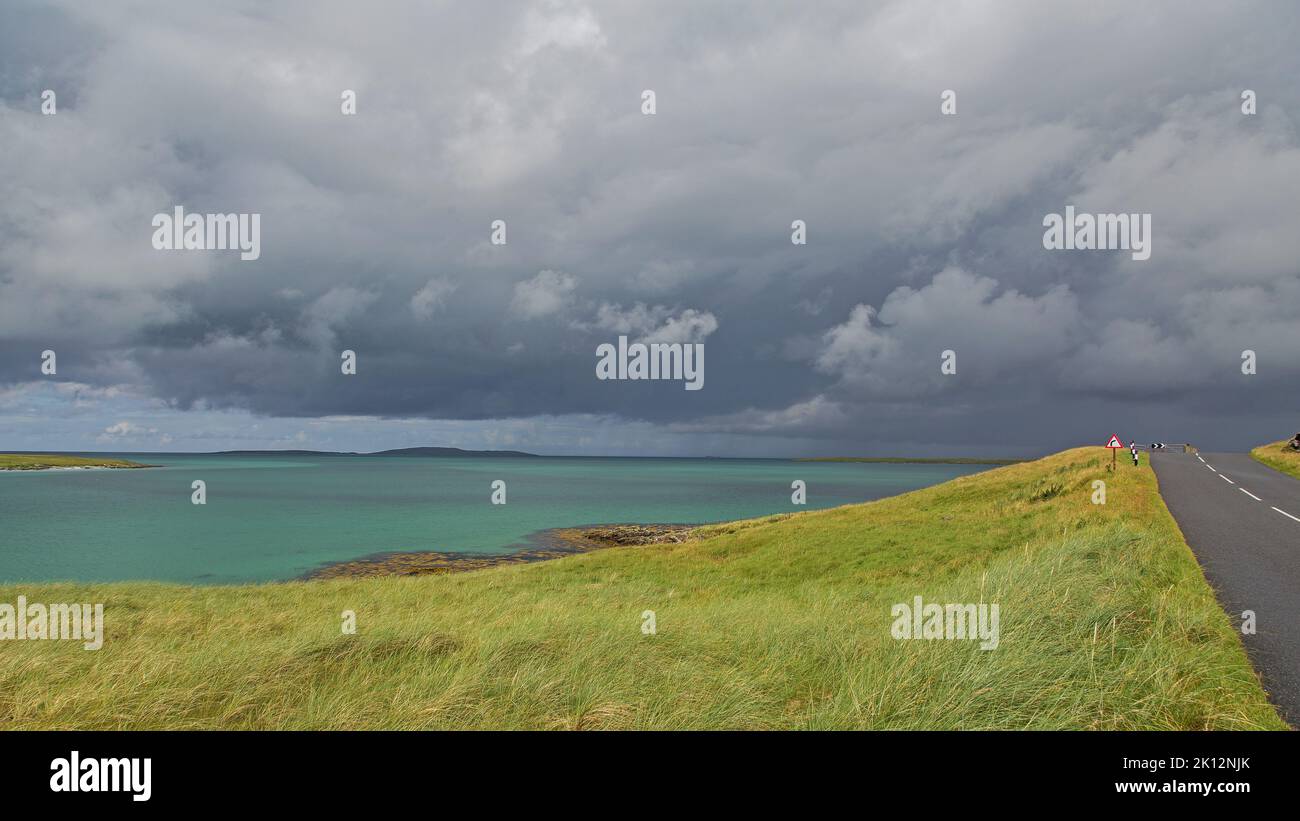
[1104,434,1124,472]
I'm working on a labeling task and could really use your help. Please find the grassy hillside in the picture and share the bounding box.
[1250,440,1300,481]
[0,448,1283,729]
[0,453,146,470]
[796,456,1023,465]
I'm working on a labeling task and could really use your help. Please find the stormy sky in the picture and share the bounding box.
[1,0,1298,457]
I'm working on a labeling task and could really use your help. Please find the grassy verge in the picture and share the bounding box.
[1250,440,1300,481]
[0,453,147,470]
[796,456,1023,465]
[0,448,1283,729]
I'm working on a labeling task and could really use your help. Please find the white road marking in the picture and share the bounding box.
[1197,455,1205,462]
[1206,464,1217,472]
[1240,488,1261,501]
[1273,507,1300,523]
[1221,474,1235,485]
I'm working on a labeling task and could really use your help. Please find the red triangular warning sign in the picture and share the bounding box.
[1105,435,1124,449]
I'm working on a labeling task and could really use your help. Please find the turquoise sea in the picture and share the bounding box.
[0,454,988,584]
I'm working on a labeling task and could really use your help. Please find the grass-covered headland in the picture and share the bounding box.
[1250,440,1300,481]
[0,448,1283,729]
[796,456,1023,465]
[0,453,148,471]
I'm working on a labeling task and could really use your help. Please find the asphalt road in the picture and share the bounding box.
[1150,449,1300,726]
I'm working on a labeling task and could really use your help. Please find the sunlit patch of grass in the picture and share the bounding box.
[0,453,146,470]
[1251,440,1300,481]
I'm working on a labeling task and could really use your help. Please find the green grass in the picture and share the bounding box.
[0,453,146,470]
[1250,440,1300,481]
[0,448,1283,729]
[797,456,1024,465]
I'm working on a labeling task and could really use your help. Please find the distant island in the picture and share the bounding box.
[371,447,538,458]
[0,454,152,471]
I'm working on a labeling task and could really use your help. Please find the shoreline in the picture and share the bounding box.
[302,523,697,580]
[0,453,158,472]
[0,464,160,472]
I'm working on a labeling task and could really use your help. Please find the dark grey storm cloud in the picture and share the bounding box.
[2,0,1299,454]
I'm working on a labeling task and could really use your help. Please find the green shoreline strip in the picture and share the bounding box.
[0,454,149,471]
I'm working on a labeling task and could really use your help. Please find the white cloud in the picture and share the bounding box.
[670,395,848,436]
[510,269,577,318]
[581,302,718,343]
[517,4,606,58]
[816,267,1081,398]
[410,277,457,319]
[98,419,159,441]
[301,287,378,347]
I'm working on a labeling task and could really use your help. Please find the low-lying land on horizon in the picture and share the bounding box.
[1250,440,1300,481]
[213,446,540,458]
[2,448,1020,466]
[0,454,149,471]
[0,447,1282,729]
